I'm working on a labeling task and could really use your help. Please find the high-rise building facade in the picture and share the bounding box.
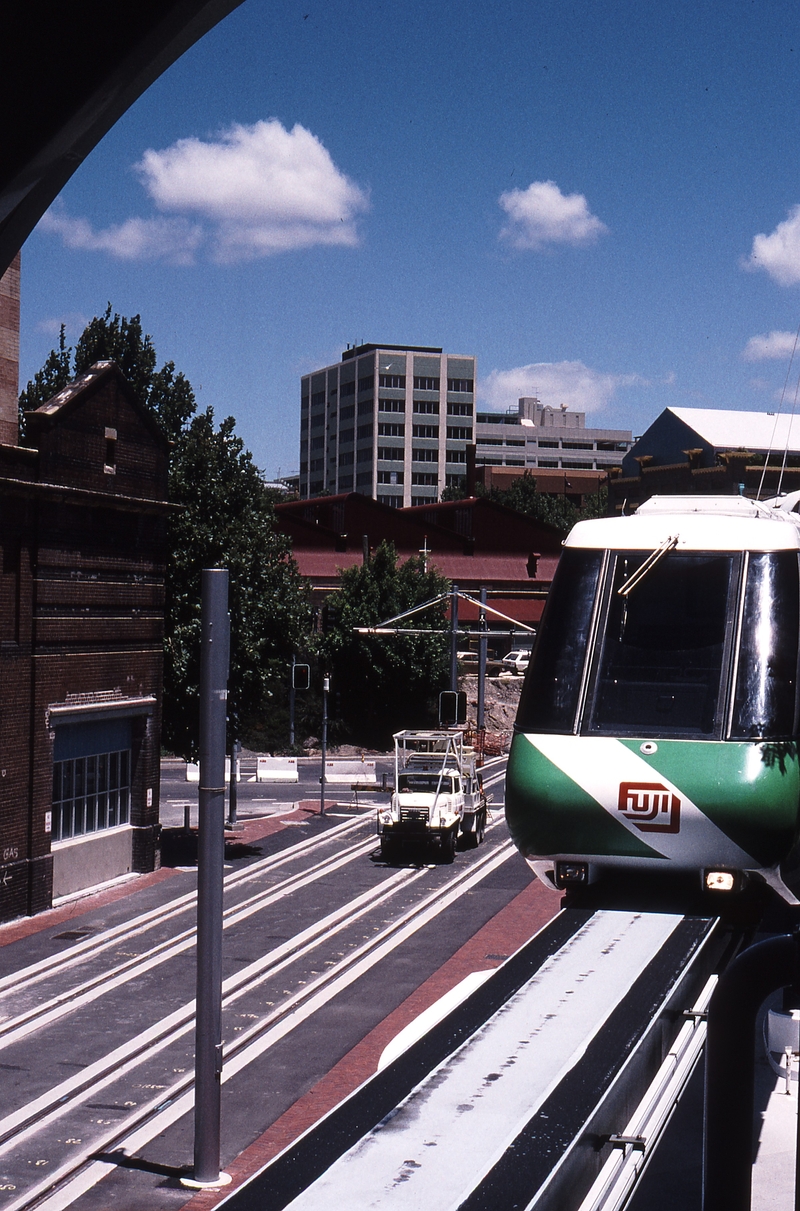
[299,344,476,506]
[475,397,632,472]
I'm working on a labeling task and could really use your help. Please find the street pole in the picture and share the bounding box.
[289,656,296,748]
[320,674,329,816]
[226,737,239,828]
[477,585,487,732]
[186,568,231,1190]
[449,583,459,694]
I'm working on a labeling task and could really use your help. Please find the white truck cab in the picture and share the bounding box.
[378,729,488,863]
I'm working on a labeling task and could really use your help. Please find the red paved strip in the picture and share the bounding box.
[186,875,561,1208]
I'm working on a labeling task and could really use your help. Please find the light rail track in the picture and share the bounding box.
[0,789,513,1211]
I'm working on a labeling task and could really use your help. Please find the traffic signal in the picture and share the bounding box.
[292,663,311,690]
[321,603,340,632]
[439,691,467,725]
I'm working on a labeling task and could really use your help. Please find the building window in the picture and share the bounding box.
[357,398,373,416]
[413,376,440,391]
[538,459,559,467]
[340,381,356,397]
[447,402,473,416]
[357,423,374,439]
[447,426,472,441]
[412,472,438,486]
[446,450,467,463]
[358,375,374,393]
[505,459,525,466]
[378,422,405,437]
[310,479,324,492]
[412,447,438,462]
[538,440,559,448]
[377,446,404,461]
[53,750,130,841]
[310,458,324,472]
[480,456,502,465]
[310,413,324,429]
[378,494,403,508]
[340,405,355,421]
[562,460,594,468]
[311,391,325,407]
[356,448,373,462]
[480,438,503,446]
[413,424,439,439]
[379,398,405,413]
[411,495,437,506]
[378,470,404,484]
[310,436,324,450]
[505,439,525,447]
[338,451,354,466]
[300,461,308,474]
[446,474,466,488]
[339,428,354,445]
[447,378,473,393]
[379,374,406,389]
[339,474,353,489]
[562,441,593,450]
[413,400,439,415]
[300,417,309,433]
[356,472,372,487]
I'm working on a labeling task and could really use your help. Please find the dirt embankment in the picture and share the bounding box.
[461,673,522,750]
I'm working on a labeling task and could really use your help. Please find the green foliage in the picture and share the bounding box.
[18,325,72,439]
[439,470,610,531]
[22,308,311,757]
[321,542,450,746]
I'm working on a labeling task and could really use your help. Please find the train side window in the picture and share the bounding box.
[516,548,603,733]
[731,551,799,740]
[586,552,735,738]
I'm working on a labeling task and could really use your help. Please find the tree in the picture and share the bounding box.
[321,542,450,746]
[20,308,311,756]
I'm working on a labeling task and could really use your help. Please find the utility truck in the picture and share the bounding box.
[378,729,488,863]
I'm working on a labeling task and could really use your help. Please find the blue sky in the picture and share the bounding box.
[19,0,800,477]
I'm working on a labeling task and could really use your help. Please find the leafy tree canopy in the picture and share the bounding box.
[321,541,450,746]
[441,470,608,532]
[21,308,311,756]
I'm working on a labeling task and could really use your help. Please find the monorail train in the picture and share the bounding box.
[505,494,800,902]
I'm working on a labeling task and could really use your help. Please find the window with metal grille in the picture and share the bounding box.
[413,400,439,414]
[413,376,440,391]
[379,375,406,389]
[357,424,374,439]
[378,446,404,461]
[447,426,472,440]
[447,379,473,393]
[379,398,405,413]
[52,750,130,842]
[447,401,473,415]
[412,447,438,462]
[413,424,439,438]
[378,422,405,437]
[358,375,374,393]
[412,472,438,485]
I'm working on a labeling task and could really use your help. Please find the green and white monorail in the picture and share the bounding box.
[505,495,800,900]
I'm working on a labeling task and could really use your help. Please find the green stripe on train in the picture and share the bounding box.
[618,738,800,868]
[505,734,661,860]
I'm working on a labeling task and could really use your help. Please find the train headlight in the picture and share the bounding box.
[705,870,736,892]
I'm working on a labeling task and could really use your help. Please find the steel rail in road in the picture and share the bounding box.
[0,822,514,1210]
[0,812,372,1000]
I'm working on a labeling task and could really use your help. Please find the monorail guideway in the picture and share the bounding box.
[215,908,730,1211]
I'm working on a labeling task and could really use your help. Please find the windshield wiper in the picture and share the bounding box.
[617,535,679,597]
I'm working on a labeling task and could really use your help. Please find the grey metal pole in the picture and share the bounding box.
[320,675,329,816]
[477,586,487,731]
[289,657,296,748]
[449,583,459,694]
[226,738,238,827]
[192,568,230,1187]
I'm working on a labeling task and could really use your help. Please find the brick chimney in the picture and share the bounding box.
[0,253,20,446]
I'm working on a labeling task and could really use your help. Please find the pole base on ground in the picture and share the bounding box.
[180,1172,233,1189]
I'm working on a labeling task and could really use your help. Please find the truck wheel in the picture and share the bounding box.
[440,829,456,864]
[380,837,396,863]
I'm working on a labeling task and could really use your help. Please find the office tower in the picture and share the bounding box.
[299,344,476,506]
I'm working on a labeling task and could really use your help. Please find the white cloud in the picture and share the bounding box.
[137,119,369,261]
[38,209,203,265]
[742,329,798,361]
[36,312,90,337]
[744,206,800,286]
[481,360,641,414]
[37,120,368,265]
[498,180,608,250]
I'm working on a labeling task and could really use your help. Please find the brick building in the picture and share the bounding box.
[0,360,169,920]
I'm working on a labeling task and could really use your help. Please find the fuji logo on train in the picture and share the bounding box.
[617,782,681,834]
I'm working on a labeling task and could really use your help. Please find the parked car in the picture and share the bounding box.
[501,649,530,675]
[456,650,478,665]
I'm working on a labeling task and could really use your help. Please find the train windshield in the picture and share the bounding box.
[587,552,735,737]
[732,551,799,739]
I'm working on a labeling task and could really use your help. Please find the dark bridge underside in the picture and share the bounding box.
[0,0,246,277]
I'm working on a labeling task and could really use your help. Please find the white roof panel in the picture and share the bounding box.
[668,406,800,453]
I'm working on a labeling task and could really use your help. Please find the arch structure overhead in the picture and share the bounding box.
[0,0,246,277]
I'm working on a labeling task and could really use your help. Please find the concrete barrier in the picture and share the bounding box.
[325,759,377,785]
[185,758,240,782]
[257,756,299,783]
